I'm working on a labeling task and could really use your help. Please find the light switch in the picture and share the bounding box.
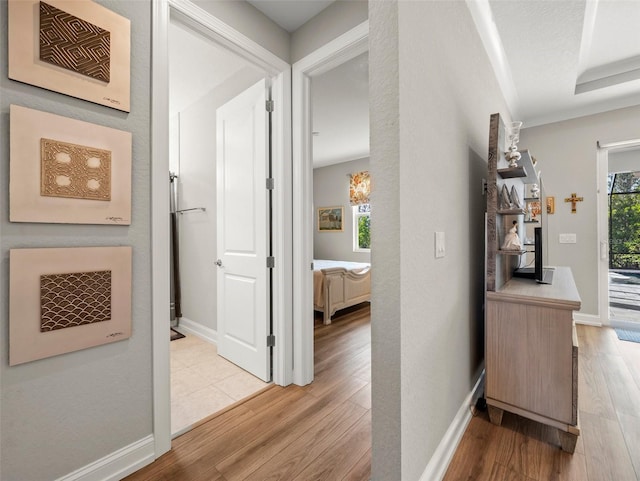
[435,231,445,258]
[559,233,577,244]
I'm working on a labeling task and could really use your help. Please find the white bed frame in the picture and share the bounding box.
[315,266,371,324]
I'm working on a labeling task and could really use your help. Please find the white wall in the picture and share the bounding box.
[0,1,152,479]
[370,0,511,479]
[194,0,290,63]
[313,158,371,263]
[175,68,263,332]
[291,0,368,63]
[519,105,640,316]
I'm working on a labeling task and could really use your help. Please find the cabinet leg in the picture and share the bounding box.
[487,405,504,426]
[559,430,578,454]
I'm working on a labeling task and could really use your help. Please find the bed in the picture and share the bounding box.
[313,259,371,324]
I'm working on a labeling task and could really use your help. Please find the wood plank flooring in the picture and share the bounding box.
[124,304,372,481]
[126,316,639,481]
[443,325,640,481]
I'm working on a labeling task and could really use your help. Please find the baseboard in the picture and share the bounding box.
[55,435,155,481]
[419,371,485,481]
[573,313,603,327]
[176,317,218,344]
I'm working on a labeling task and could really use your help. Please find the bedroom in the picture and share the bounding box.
[311,51,371,325]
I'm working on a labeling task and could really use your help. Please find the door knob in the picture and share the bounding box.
[215,259,223,267]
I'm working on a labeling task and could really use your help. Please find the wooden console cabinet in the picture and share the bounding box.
[484,114,582,453]
[485,267,581,452]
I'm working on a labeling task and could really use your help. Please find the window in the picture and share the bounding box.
[608,171,640,269]
[353,203,370,252]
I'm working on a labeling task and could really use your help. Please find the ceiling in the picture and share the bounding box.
[312,52,370,167]
[253,0,640,131]
[246,0,336,32]
[170,1,640,166]
[468,0,640,127]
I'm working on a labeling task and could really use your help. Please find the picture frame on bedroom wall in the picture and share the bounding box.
[318,206,344,232]
[9,104,132,225]
[8,0,131,112]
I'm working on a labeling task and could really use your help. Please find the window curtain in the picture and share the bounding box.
[349,171,370,206]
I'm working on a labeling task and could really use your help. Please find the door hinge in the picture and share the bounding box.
[266,178,275,190]
[267,334,275,347]
[311,262,314,270]
[266,100,274,112]
[267,256,275,268]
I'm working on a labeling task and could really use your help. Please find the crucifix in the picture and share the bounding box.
[564,193,583,213]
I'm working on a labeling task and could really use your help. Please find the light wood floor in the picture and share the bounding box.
[444,324,640,481]
[124,304,372,481]
[126,317,639,481]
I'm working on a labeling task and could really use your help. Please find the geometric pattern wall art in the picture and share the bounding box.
[8,0,130,112]
[41,138,112,201]
[10,246,132,366]
[40,270,112,332]
[10,104,132,225]
[39,1,111,83]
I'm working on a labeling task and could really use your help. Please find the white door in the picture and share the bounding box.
[216,79,271,382]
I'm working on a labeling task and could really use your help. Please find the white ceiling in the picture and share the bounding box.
[474,0,640,127]
[312,52,370,168]
[246,0,336,32]
[171,1,640,166]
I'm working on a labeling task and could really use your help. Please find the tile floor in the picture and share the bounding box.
[170,330,269,435]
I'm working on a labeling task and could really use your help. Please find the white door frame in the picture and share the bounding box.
[151,0,291,457]
[291,22,368,385]
[596,139,640,327]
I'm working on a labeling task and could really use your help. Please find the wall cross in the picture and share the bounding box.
[564,193,583,213]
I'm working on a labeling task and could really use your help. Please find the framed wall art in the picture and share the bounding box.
[547,196,555,214]
[318,206,343,232]
[9,246,132,366]
[10,104,132,225]
[8,0,131,112]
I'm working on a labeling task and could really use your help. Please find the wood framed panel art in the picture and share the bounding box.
[9,246,132,366]
[10,104,132,224]
[317,206,343,232]
[8,0,131,111]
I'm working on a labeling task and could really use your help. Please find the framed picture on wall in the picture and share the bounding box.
[8,0,131,112]
[10,104,132,225]
[317,206,343,232]
[9,246,132,366]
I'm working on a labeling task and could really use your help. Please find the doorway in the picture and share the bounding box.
[292,21,369,385]
[167,17,273,435]
[151,0,292,457]
[606,147,640,329]
[597,140,640,330]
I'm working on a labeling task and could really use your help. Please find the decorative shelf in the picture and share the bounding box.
[498,166,527,179]
[497,208,526,215]
[498,249,526,255]
[524,197,541,201]
[497,150,539,183]
[524,220,540,224]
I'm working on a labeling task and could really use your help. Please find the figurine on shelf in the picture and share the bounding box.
[501,220,522,250]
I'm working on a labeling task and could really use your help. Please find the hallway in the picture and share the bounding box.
[125,304,371,480]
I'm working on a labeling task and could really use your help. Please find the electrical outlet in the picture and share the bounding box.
[559,233,577,244]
